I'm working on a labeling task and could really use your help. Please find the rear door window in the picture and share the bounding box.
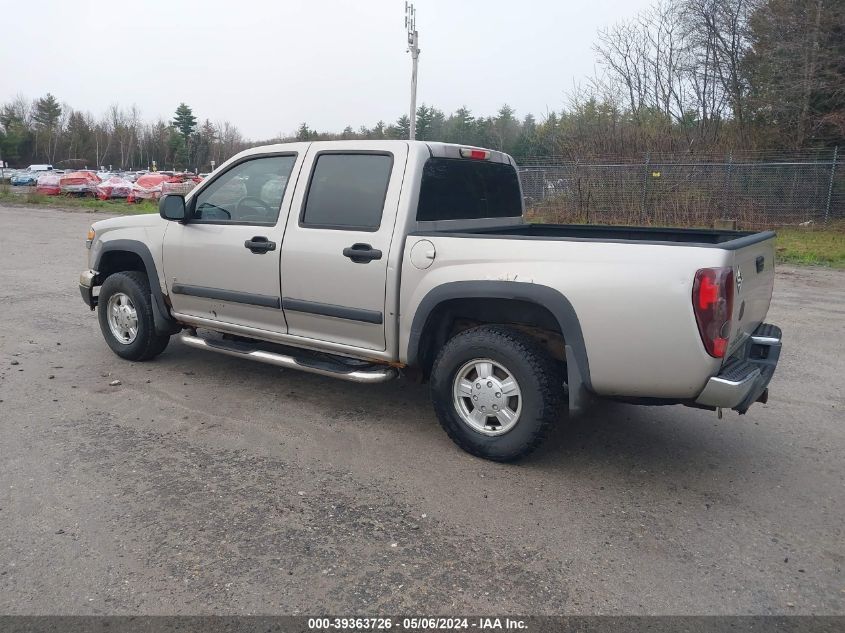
[301,153,393,231]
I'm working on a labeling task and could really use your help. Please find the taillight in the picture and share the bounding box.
[692,267,734,358]
[459,147,490,160]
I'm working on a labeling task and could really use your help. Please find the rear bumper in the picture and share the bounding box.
[79,269,98,309]
[695,323,782,413]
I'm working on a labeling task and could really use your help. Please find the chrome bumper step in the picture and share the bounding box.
[695,322,782,413]
[179,333,397,384]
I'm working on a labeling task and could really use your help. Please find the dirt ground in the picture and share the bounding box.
[0,204,843,615]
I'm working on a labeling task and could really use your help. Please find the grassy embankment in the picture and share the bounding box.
[774,223,845,268]
[0,187,158,215]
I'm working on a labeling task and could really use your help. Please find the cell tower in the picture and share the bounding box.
[405,2,420,140]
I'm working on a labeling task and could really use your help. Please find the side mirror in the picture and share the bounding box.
[159,194,186,221]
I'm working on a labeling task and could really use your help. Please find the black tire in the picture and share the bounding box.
[97,271,170,361]
[430,325,564,462]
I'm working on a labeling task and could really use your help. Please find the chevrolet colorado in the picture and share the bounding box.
[79,141,782,461]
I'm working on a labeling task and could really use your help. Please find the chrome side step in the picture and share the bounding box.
[179,334,397,384]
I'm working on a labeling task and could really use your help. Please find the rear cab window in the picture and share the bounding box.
[416,158,522,222]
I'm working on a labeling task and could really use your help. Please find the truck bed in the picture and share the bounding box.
[414,223,776,249]
[402,220,777,398]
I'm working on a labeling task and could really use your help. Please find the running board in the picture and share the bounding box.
[179,334,397,384]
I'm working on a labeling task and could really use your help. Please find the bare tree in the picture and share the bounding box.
[595,18,650,120]
[682,0,754,144]
[90,112,112,169]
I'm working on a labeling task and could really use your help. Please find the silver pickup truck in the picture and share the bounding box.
[79,141,782,461]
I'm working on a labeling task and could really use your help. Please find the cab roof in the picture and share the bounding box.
[233,140,514,166]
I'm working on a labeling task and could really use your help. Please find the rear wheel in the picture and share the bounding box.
[430,325,564,461]
[97,271,170,361]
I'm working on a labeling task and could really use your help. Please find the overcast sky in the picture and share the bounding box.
[1,0,653,139]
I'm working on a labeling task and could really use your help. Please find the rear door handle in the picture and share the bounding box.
[244,236,276,254]
[756,255,765,273]
[342,243,382,263]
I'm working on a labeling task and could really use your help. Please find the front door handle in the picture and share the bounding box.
[244,236,276,254]
[342,243,382,263]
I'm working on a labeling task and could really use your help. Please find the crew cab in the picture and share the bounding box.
[79,141,782,461]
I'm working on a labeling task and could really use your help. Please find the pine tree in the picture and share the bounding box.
[444,107,477,145]
[33,93,62,128]
[295,123,311,141]
[415,104,434,140]
[513,114,538,158]
[172,103,197,140]
[33,93,63,162]
[388,115,411,139]
[492,104,519,153]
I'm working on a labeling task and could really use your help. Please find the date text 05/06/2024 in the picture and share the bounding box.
[306,617,528,630]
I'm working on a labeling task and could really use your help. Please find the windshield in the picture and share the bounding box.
[416,157,522,222]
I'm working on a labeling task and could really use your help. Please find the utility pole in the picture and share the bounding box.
[405,2,420,141]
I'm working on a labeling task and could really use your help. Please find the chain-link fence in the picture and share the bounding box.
[517,148,842,228]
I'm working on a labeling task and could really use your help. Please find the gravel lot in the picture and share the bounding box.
[0,204,843,615]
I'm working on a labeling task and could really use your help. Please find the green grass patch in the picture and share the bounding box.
[52,196,159,215]
[0,190,157,215]
[775,224,845,268]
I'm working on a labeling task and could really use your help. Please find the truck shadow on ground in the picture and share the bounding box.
[167,341,762,482]
[531,397,762,477]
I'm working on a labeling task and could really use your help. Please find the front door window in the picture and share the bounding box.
[193,155,296,225]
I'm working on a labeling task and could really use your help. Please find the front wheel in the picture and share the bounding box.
[430,325,564,462]
[97,271,170,361]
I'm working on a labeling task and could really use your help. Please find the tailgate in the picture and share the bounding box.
[727,233,776,356]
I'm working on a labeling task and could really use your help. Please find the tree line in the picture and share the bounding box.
[0,94,246,171]
[1,0,841,171]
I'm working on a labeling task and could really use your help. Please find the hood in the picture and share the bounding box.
[93,213,164,234]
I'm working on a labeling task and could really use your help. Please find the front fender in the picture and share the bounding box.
[92,239,179,335]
